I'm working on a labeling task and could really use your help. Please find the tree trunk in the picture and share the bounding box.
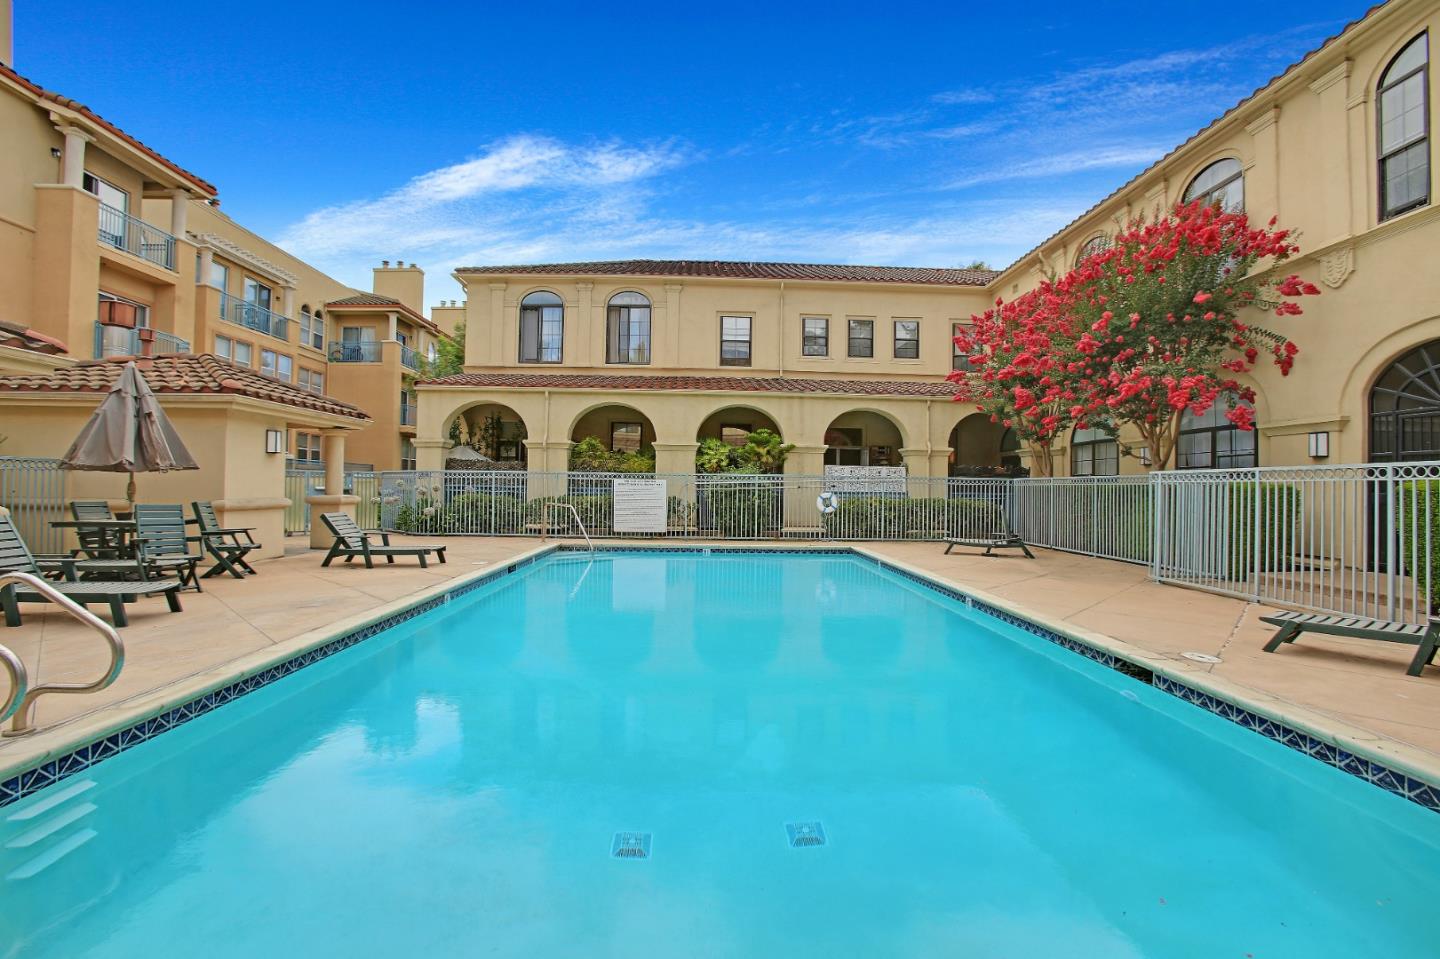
[1028,441,1055,477]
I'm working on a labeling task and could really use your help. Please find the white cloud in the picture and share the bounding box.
[278,135,688,256]
[945,144,1170,189]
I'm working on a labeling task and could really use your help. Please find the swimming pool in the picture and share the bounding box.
[2,550,1436,957]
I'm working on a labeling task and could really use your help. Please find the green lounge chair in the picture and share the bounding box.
[132,504,203,592]
[943,532,1035,558]
[190,502,260,579]
[0,512,182,627]
[1261,610,1440,677]
[68,499,117,558]
[319,513,447,569]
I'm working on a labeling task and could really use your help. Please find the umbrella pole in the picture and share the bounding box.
[126,472,136,507]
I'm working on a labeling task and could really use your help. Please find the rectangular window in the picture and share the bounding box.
[611,421,643,453]
[294,432,322,463]
[848,318,874,358]
[720,315,751,366]
[210,261,228,291]
[952,323,974,371]
[519,302,564,363]
[215,334,232,360]
[720,424,752,446]
[298,368,324,394]
[234,340,253,367]
[82,172,128,213]
[400,438,416,471]
[243,277,272,311]
[310,312,324,350]
[261,349,292,381]
[894,320,920,359]
[802,317,828,357]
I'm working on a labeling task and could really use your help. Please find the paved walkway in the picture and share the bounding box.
[1,537,1435,774]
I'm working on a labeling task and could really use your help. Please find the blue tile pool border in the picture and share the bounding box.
[2,544,1437,815]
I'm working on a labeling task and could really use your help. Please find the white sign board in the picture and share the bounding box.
[823,465,908,494]
[613,478,668,533]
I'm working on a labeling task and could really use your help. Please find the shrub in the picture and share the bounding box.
[698,480,780,536]
[1395,481,1440,611]
[822,496,1004,540]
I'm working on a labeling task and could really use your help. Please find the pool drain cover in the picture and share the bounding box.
[786,822,826,848]
[611,832,651,859]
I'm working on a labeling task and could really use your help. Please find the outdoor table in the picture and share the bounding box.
[49,518,140,559]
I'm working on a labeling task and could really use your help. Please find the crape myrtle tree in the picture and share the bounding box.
[951,201,1320,473]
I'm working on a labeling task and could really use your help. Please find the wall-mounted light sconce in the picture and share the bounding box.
[50,147,62,159]
[1308,431,1330,459]
[265,429,285,454]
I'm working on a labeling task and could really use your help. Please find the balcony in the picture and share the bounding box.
[97,203,176,271]
[399,344,420,371]
[220,291,290,341]
[328,340,381,363]
[400,401,417,427]
[93,322,190,359]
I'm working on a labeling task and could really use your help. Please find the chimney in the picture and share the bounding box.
[372,260,425,314]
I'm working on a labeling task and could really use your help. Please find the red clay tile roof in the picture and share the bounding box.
[455,259,999,286]
[0,63,217,197]
[326,294,441,334]
[419,371,958,397]
[0,320,68,355]
[1001,2,1388,276]
[0,354,370,420]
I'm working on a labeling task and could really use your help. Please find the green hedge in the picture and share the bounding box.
[698,484,781,537]
[822,496,1004,540]
[1396,482,1440,610]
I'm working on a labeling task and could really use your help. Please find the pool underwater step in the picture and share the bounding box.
[4,800,95,848]
[4,778,95,822]
[4,826,96,881]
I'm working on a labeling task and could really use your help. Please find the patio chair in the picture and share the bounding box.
[0,512,183,628]
[132,504,203,592]
[943,531,1035,559]
[1260,610,1440,677]
[69,499,117,558]
[191,501,261,579]
[319,513,447,569]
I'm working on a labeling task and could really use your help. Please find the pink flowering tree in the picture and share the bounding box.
[949,277,1089,477]
[1067,202,1319,469]
[954,201,1321,474]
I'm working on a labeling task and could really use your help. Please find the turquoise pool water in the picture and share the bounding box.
[1,552,1437,958]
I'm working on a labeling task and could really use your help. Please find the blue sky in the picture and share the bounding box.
[18,0,1364,304]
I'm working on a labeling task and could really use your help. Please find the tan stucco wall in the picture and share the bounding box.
[458,274,990,381]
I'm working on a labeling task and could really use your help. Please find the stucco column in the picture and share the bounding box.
[281,285,296,322]
[486,283,507,365]
[900,447,933,478]
[1245,107,1281,223]
[785,445,826,477]
[661,283,683,367]
[305,429,359,547]
[414,438,448,472]
[197,245,214,286]
[652,442,698,477]
[574,282,593,365]
[57,125,91,187]
[168,190,188,238]
[782,445,827,532]
[387,311,399,341]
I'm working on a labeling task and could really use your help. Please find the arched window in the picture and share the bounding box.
[607,291,651,364]
[1071,424,1119,476]
[1379,33,1430,220]
[1369,340,1440,461]
[1000,427,1022,472]
[1074,234,1109,266]
[1177,397,1257,469]
[518,290,563,363]
[1184,158,1245,212]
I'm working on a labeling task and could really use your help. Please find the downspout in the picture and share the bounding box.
[777,280,785,377]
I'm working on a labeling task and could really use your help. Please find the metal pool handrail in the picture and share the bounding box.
[0,640,26,728]
[541,502,593,552]
[0,572,125,738]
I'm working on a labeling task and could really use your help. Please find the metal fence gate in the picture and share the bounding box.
[0,456,69,555]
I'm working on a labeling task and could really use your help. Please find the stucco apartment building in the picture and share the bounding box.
[0,45,446,474]
[417,0,1440,479]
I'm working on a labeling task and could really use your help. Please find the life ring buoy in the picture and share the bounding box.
[816,491,840,514]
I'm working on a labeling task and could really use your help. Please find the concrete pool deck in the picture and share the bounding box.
[1,536,1437,788]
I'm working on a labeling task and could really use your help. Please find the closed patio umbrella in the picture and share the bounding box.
[59,361,199,504]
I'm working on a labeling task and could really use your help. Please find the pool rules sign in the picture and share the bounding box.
[612,477,668,533]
